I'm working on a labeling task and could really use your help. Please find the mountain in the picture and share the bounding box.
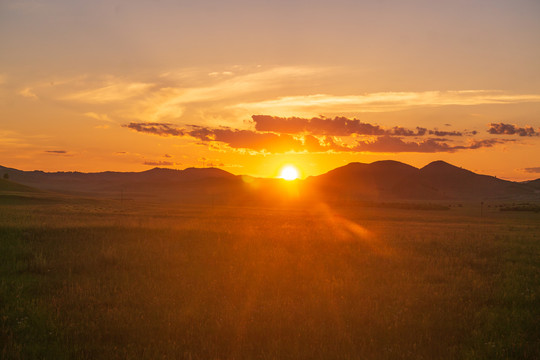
[1,161,539,202]
[0,165,241,200]
[308,160,538,201]
[306,160,426,199]
[416,161,534,199]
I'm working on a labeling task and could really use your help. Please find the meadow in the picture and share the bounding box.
[1,198,539,359]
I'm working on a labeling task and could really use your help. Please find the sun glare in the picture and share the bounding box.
[279,165,299,181]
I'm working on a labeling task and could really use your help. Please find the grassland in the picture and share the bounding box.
[1,198,539,359]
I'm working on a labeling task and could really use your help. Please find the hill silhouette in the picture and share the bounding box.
[523,178,540,190]
[1,161,538,202]
[0,177,41,193]
[307,160,537,201]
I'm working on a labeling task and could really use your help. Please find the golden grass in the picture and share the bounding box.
[1,200,539,359]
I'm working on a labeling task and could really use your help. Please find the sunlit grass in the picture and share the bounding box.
[1,202,539,359]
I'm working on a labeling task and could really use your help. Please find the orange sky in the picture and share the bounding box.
[1,0,540,180]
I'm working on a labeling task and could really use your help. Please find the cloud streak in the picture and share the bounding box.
[235,91,540,115]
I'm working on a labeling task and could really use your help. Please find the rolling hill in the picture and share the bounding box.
[0,178,41,193]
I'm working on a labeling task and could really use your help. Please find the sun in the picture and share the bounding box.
[279,165,299,181]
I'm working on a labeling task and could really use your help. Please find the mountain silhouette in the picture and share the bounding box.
[307,160,537,201]
[1,161,538,202]
[415,161,534,199]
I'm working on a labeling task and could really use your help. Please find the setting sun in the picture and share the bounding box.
[279,165,300,181]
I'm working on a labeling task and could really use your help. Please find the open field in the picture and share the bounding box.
[1,199,539,359]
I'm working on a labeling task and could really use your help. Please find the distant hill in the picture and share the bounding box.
[0,165,242,201]
[0,178,41,193]
[523,178,540,190]
[1,162,539,202]
[416,161,533,199]
[307,160,538,201]
[306,160,425,199]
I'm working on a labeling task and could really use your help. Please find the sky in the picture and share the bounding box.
[1,0,540,180]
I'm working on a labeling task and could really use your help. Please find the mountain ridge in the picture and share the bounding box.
[1,161,539,201]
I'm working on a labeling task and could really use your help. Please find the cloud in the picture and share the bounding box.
[253,115,443,137]
[522,167,540,174]
[466,138,513,149]
[252,115,386,136]
[124,119,514,154]
[235,91,540,115]
[190,127,305,153]
[123,122,185,136]
[488,123,538,136]
[143,160,175,166]
[428,130,462,136]
[45,150,68,154]
[208,71,234,77]
[84,112,114,123]
[198,157,224,167]
[63,82,155,103]
[351,136,456,153]
[350,136,512,153]
[19,88,38,99]
[252,115,464,137]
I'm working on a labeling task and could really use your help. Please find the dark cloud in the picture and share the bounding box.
[390,126,429,136]
[191,127,305,152]
[252,115,465,137]
[466,138,513,149]
[124,122,185,136]
[428,130,462,136]
[143,160,175,166]
[522,167,540,174]
[123,119,513,154]
[351,136,456,153]
[488,123,538,136]
[45,150,67,154]
[252,115,386,136]
[350,136,510,153]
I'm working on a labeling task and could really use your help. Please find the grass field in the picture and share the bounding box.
[1,199,539,359]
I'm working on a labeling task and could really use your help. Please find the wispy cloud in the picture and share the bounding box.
[18,87,38,99]
[234,91,540,115]
[63,82,154,103]
[84,112,114,123]
[54,66,323,124]
[45,150,68,154]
